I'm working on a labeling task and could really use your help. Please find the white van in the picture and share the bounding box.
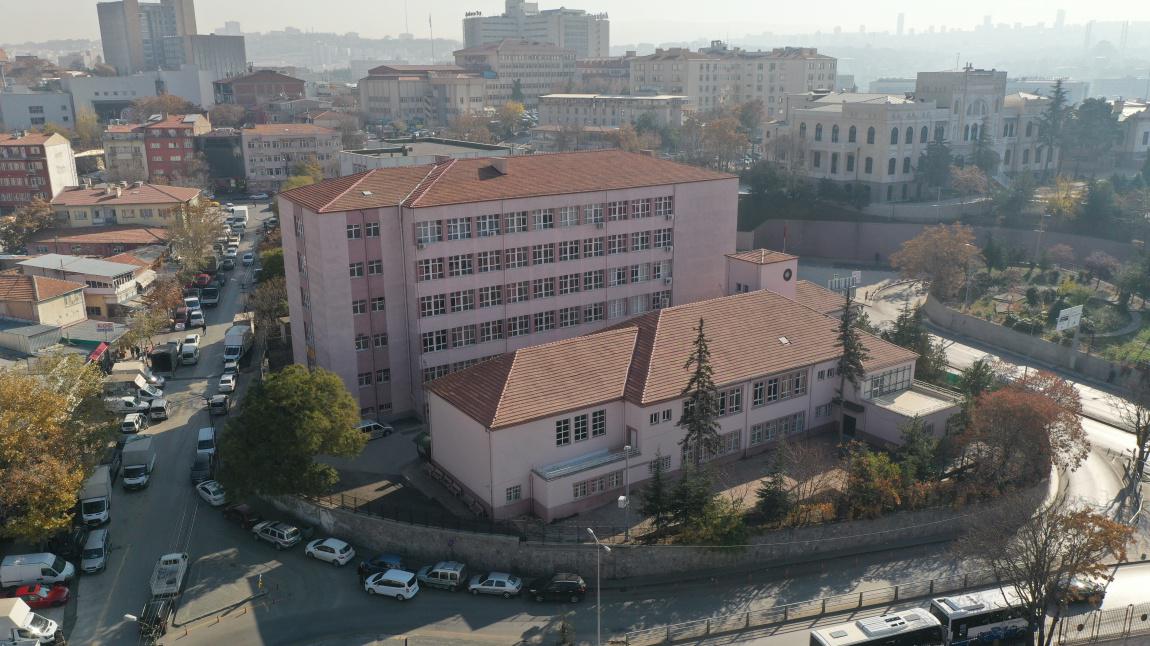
[196,427,216,456]
[180,345,200,366]
[0,554,75,588]
[148,399,171,421]
[121,412,148,434]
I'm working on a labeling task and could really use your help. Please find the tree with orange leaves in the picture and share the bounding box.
[890,223,981,300]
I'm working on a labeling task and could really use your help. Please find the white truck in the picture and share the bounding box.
[122,437,156,490]
[230,205,249,227]
[110,360,165,390]
[0,598,58,645]
[103,395,151,414]
[79,465,112,526]
[222,324,253,363]
[102,373,163,401]
[149,553,189,600]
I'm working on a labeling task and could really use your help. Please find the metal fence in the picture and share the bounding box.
[303,493,526,539]
[623,569,1001,645]
[1055,602,1150,645]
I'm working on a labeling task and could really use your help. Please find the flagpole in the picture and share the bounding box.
[429,14,435,62]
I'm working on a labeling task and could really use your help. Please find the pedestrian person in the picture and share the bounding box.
[201,321,207,333]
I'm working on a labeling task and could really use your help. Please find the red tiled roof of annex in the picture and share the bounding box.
[0,274,85,302]
[427,289,918,429]
[29,226,169,245]
[279,150,734,213]
[51,185,201,207]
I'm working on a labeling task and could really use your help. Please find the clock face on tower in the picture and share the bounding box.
[783,268,793,282]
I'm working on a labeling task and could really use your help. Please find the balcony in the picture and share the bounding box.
[534,446,640,482]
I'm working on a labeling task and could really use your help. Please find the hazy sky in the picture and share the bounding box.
[2,0,1148,46]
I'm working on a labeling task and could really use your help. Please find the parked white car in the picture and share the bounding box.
[467,571,523,598]
[183,333,201,348]
[218,373,236,393]
[305,538,356,566]
[195,480,227,506]
[364,569,419,600]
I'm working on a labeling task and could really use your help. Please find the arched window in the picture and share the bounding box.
[831,125,839,143]
[934,125,945,142]
[846,153,855,172]
[814,123,823,141]
[920,126,929,143]
[848,125,857,143]
[964,124,971,141]
[902,156,911,173]
[1004,149,1012,165]
[866,127,875,144]
[864,157,874,174]
[887,158,897,175]
[971,123,979,141]
[905,127,914,145]
[890,128,899,145]
[799,122,807,139]
[1023,149,1030,164]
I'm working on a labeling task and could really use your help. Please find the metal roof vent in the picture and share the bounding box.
[361,191,374,197]
[778,336,790,345]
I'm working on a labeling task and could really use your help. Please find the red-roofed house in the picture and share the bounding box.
[279,149,738,420]
[426,288,959,521]
[51,183,201,228]
[0,131,79,214]
[27,226,169,256]
[0,273,86,326]
[141,114,212,183]
[241,123,341,191]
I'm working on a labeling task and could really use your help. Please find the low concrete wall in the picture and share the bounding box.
[861,198,990,222]
[268,481,1046,581]
[922,295,1143,392]
[753,220,1139,266]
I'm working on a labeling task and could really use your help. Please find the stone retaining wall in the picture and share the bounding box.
[268,481,1046,581]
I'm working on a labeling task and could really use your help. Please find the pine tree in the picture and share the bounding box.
[639,453,671,533]
[835,291,870,442]
[755,450,792,522]
[972,116,1000,176]
[1037,79,1068,179]
[677,318,721,468]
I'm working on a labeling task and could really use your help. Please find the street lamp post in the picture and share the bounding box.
[587,528,611,646]
[620,445,632,541]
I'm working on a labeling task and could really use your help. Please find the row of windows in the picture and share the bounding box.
[415,233,674,281]
[353,333,389,351]
[750,411,807,446]
[572,469,622,499]
[421,355,500,383]
[751,369,808,406]
[800,123,945,146]
[413,200,674,244]
[346,222,381,238]
[356,369,391,386]
[555,409,607,445]
[862,365,913,399]
[350,297,386,314]
[348,260,384,277]
[683,429,743,464]
[417,263,672,317]
[648,408,674,425]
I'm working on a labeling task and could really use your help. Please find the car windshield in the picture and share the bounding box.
[402,573,416,586]
[81,499,107,514]
[338,544,351,554]
[283,527,300,539]
[51,556,65,573]
[28,614,48,630]
[123,466,146,477]
[82,547,104,559]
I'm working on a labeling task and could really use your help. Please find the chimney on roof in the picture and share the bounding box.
[434,154,452,164]
[490,157,508,175]
[114,187,122,198]
[103,184,115,196]
[132,181,143,188]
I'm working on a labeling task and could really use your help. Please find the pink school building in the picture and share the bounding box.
[279,150,738,419]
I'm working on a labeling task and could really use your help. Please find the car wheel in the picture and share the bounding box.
[332,559,340,567]
[470,588,479,596]
[534,594,544,602]
[570,594,580,603]
[503,592,512,599]
[367,588,377,595]
[396,594,406,601]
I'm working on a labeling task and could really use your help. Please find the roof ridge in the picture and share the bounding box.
[29,274,41,301]
[404,158,457,208]
[318,171,375,212]
[490,351,519,428]
[638,308,668,405]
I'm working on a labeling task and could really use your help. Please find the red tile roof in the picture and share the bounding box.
[51,184,200,207]
[243,123,337,136]
[428,290,919,429]
[141,114,205,130]
[1,131,63,147]
[29,226,169,245]
[0,274,84,302]
[104,124,144,134]
[793,280,850,316]
[726,249,797,265]
[103,252,150,267]
[281,150,734,213]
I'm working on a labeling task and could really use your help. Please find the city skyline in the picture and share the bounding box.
[2,0,1149,48]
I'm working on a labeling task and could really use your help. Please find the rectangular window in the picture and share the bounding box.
[632,199,651,219]
[662,409,673,422]
[654,196,674,217]
[347,223,362,239]
[607,234,628,255]
[558,306,580,327]
[558,206,579,227]
[505,211,528,233]
[649,412,660,425]
[449,290,474,312]
[478,285,503,308]
[631,264,650,283]
[368,260,383,275]
[534,310,555,331]
[372,297,386,311]
[508,315,530,337]
[477,250,502,273]
[366,222,380,237]
[532,277,555,299]
[718,387,743,416]
[477,214,500,237]
[863,365,913,399]
[556,418,572,445]
[608,267,627,287]
[647,454,672,474]
[558,273,581,294]
[583,302,604,322]
[654,229,674,249]
[355,335,370,351]
[508,281,530,303]
[451,325,477,347]
[376,368,390,382]
[631,231,651,251]
[446,217,471,240]
[421,329,448,353]
[607,201,628,221]
[584,237,604,257]
[505,485,521,502]
[416,220,442,244]
[505,246,529,269]
[607,298,627,319]
[750,411,807,445]
[352,299,367,314]
[358,372,373,387]
[480,320,504,343]
[349,262,364,277]
[532,209,554,230]
[558,240,580,261]
[532,243,555,265]
[447,254,473,276]
[373,334,388,348]
[417,258,443,281]
[584,203,604,224]
[573,414,589,441]
[591,410,606,437]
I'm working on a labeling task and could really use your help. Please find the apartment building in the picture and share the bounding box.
[463,0,609,58]
[50,182,201,228]
[426,274,958,521]
[630,43,837,116]
[213,70,305,110]
[97,0,198,75]
[279,150,737,421]
[574,55,632,94]
[766,93,950,203]
[357,64,487,127]
[142,113,212,183]
[538,93,687,129]
[0,131,78,215]
[0,89,75,131]
[18,253,155,320]
[103,123,149,182]
[999,92,1061,175]
[240,123,341,192]
[454,40,576,108]
[63,68,216,121]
